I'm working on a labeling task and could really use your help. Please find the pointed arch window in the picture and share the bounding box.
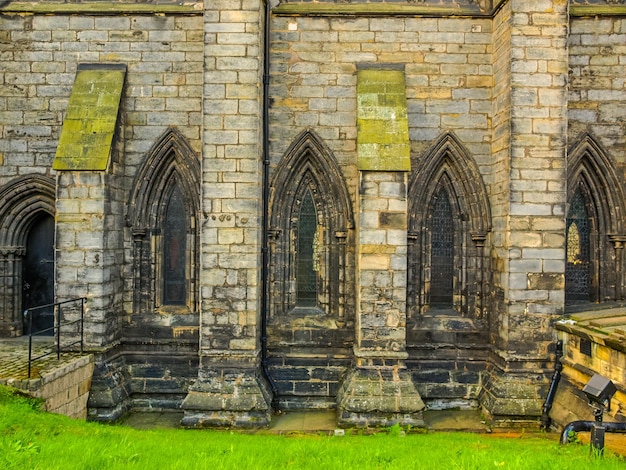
[128,128,200,314]
[408,133,491,321]
[296,189,318,307]
[269,130,354,320]
[429,187,454,308]
[565,134,626,307]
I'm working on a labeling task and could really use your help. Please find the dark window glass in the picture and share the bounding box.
[297,190,317,307]
[566,189,591,302]
[430,188,454,307]
[163,185,187,305]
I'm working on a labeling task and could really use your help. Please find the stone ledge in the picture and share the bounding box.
[570,5,626,17]
[556,309,626,354]
[478,369,549,426]
[337,367,425,428]
[0,2,202,15]
[274,3,486,18]
[181,367,273,428]
[274,2,626,19]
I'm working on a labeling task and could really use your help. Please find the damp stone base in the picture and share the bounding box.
[337,366,425,428]
[479,369,549,428]
[87,352,131,423]
[181,367,273,428]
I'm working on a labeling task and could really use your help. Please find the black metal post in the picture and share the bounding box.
[590,406,605,454]
[56,304,61,360]
[80,297,84,353]
[26,309,32,378]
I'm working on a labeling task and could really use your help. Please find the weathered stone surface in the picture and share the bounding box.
[2,0,626,429]
[181,367,272,428]
[53,65,126,171]
[87,354,131,422]
[357,68,411,171]
[337,367,425,428]
[479,369,550,426]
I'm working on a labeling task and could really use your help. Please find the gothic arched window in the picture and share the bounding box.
[408,133,491,321]
[429,187,454,308]
[267,130,355,407]
[128,128,200,314]
[296,189,318,307]
[269,130,354,320]
[565,134,626,306]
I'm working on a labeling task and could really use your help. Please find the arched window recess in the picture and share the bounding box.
[566,134,626,305]
[407,132,491,320]
[127,128,200,314]
[268,129,354,321]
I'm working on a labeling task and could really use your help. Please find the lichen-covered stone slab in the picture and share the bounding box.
[357,68,411,172]
[53,64,126,171]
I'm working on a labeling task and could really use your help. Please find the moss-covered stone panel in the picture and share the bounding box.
[53,65,126,171]
[357,69,410,172]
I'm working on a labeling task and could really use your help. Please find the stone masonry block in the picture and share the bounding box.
[359,254,390,271]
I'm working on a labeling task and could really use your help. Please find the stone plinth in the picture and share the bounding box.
[479,368,549,428]
[337,349,425,428]
[338,170,424,426]
[181,353,273,428]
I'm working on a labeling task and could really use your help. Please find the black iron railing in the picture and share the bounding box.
[23,297,87,378]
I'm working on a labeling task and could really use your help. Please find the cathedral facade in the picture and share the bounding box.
[1,0,626,427]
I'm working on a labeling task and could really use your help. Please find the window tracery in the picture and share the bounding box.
[163,184,188,306]
[429,186,454,308]
[407,133,491,322]
[566,134,626,305]
[127,128,200,314]
[268,129,354,321]
[296,189,319,307]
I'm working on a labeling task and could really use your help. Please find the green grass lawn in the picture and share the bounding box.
[1,385,624,470]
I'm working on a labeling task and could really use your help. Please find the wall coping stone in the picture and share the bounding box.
[274,3,488,18]
[274,1,626,18]
[556,307,626,354]
[4,2,625,19]
[570,5,626,16]
[0,2,202,15]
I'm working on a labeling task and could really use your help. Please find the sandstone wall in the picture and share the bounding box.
[5,355,94,420]
[568,16,626,174]
[269,14,494,193]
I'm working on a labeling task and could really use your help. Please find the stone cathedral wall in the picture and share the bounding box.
[263,8,497,411]
[0,3,205,416]
[1,0,626,425]
[568,15,626,174]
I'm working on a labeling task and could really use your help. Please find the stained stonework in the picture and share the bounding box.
[337,170,425,427]
[266,129,355,409]
[1,0,626,428]
[357,67,411,171]
[547,310,626,429]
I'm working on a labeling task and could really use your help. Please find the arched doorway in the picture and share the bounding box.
[22,214,55,334]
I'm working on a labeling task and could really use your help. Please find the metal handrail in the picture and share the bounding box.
[23,297,87,378]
